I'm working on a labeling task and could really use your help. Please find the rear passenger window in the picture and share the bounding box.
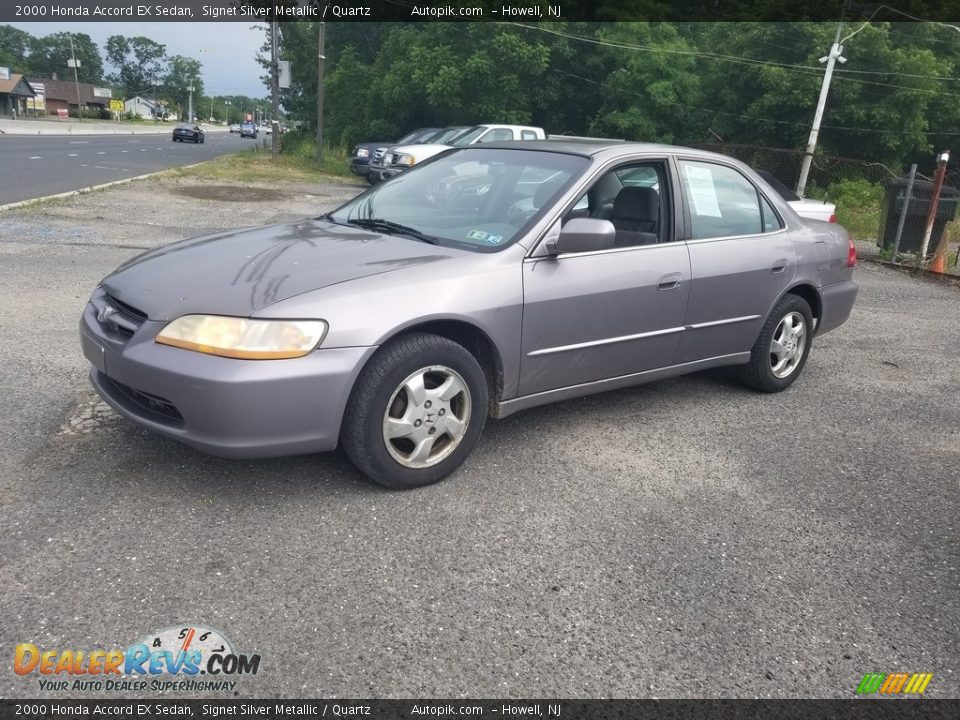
[521,130,538,140]
[479,129,514,143]
[760,195,782,232]
[679,161,766,239]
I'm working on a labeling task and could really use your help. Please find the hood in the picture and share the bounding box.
[389,143,452,160]
[101,219,464,321]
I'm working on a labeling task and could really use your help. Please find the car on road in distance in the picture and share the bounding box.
[172,123,205,143]
[80,141,858,490]
[239,122,258,139]
[228,123,241,133]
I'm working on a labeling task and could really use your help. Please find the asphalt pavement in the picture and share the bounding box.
[0,178,957,699]
[0,131,250,206]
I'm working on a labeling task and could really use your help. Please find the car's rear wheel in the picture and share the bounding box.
[738,293,813,393]
[341,333,488,489]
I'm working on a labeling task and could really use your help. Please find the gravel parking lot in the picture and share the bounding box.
[0,175,957,699]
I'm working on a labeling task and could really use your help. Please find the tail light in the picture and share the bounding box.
[847,237,857,267]
[828,213,837,223]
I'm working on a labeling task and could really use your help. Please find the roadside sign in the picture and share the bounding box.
[110,99,124,112]
[56,108,68,119]
[245,113,253,121]
[27,82,46,112]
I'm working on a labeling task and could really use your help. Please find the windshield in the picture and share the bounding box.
[328,148,588,253]
[448,126,486,146]
[397,128,434,144]
[422,127,469,145]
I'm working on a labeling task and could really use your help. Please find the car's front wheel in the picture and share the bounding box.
[341,333,488,489]
[738,293,814,393]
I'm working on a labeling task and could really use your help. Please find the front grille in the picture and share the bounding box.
[103,375,184,425]
[92,293,146,340]
[372,147,386,163]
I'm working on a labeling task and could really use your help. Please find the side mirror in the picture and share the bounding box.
[549,218,616,255]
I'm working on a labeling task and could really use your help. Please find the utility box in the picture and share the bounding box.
[878,178,959,253]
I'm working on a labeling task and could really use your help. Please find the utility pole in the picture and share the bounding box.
[69,33,82,123]
[917,150,950,269]
[187,83,194,122]
[225,99,230,123]
[315,21,326,162]
[270,18,280,158]
[796,9,848,197]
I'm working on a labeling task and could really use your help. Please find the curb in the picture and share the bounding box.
[0,162,208,213]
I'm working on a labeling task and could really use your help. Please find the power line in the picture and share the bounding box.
[510,22,960,98]
[553,68,960,136]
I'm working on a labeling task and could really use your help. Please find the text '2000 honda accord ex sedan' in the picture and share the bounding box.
[80,141,858,489]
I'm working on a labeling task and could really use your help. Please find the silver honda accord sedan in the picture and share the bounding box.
[80,141,858,489]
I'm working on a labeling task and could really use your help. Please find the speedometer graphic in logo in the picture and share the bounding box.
[137,625,234,672]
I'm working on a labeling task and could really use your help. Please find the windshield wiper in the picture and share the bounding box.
[346,218,440,245]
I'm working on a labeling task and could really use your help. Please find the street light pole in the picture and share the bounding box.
[225,99,230,123]
[187,84,194,122]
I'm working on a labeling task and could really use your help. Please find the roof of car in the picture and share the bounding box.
[470,139,738,162]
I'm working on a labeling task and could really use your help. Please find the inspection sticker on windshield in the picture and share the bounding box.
[467,230,505,244]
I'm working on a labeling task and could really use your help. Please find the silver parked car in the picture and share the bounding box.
[80,142,858,489]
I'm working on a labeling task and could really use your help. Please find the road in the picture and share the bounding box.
[0,177,957,700]
[0,131,251,206]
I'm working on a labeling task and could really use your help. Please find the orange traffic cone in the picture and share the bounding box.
[930,254,946,273]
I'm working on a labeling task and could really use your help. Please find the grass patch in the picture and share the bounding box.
[173,141,360,186]
[818,179,883,241]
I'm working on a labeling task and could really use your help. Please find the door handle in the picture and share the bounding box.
[771,259,788,273]
[657,273,682,290]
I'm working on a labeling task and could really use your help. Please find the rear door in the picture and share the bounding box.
[675,158,794,363]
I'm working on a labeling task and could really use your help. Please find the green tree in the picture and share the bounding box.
[0,24,33,73]
[161,55,203,117]
[29,32,104,84]
[106,35,167,98]
[584,22,703,143]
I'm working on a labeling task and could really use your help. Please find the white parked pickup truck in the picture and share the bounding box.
[372,124,546,182]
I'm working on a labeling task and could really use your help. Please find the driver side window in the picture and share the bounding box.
[564,162,670,248]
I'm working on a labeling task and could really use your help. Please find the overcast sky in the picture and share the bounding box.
[11,22,268,98]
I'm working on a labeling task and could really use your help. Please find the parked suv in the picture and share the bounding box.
[350,127,441,181]
[373,124,546,182]
[239,122,258,139]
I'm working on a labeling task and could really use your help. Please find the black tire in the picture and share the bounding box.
[738,293,814,393]
[340,333,488,490]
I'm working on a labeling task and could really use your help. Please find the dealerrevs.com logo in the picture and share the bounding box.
[14,625,261,692]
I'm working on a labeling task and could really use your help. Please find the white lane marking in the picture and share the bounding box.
[68,153,78,157]
[29,156,42,160]
[97,151,106,155]
[121,150,128,153]
[140,148,147,151]
[69,141,89,144]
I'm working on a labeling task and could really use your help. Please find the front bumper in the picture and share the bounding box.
[349,159,370,177]
[367,163,404,183]
[80,298,377,459]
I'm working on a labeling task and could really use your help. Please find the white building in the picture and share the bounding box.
[124,96,165,120]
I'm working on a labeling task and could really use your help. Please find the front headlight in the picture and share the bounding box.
[392,153,416,167]
[356,147,370,158]
[155,315,327,360]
